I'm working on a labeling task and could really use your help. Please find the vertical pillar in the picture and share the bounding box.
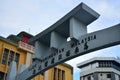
[70,17,87,41]
[6,61,16,80]
[26,52,32,67]
[34,41,49,59]
[50,31,66,51]
[45,71,49,80]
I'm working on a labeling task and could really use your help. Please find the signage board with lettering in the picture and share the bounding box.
[16,24,120,80]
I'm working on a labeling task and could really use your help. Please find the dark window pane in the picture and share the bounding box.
[2,48,9,64]
[0,72,4,80]
[15,53,20,65]
[58,69,61,80]
[8,51,14,66]
[54,68,57,80]
[62,70,65,80]
[107,73,111,78]
[87,76,91,80]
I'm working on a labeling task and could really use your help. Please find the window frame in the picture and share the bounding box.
[2,48,9,65]
[1,48,20,67]
[107,73,111,78]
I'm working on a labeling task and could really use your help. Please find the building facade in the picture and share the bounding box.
[0,32,73,80]
[77,57,120,80]
[33,63,73,80]
[0,31,34,80]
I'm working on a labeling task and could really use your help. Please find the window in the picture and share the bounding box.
[107,73,111,78]
[62,71,65,80]
[0,72,4,80]
[83,77,85,80]
[2,48,20,67]
[99,61,112,67]
[2,48,9,64]
[58,69,61,80]
[8,51,14,65]
[14,53,20,65]
[87,76,91,80]
[54,68,57,80]
[54,68,65,80]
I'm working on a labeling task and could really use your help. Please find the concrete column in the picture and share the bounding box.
[50,31,66,51]
[70,17,87,41]
[35,41,49,59]
[26,52,32,67]
[6,61,16,80]
[45,71,48,80]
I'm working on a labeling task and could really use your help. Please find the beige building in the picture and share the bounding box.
[77,57,120,80]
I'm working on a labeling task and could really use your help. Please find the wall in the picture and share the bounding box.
[81,62,98,72]
[0,39,27,79]
[0,37,73,80]
[32,64,73,80]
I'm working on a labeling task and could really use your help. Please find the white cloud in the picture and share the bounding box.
[85,0,120,33]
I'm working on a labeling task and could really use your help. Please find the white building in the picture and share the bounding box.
[77,57,120,80]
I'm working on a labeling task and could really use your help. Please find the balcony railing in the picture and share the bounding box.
[18,41,35,53]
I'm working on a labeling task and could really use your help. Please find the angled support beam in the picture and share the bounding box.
[18,65,26,74]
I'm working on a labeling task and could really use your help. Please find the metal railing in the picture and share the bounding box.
[18,41,35,53]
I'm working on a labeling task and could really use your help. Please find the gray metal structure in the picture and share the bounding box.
[6,2,120,80]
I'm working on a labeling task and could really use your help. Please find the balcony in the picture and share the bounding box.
[18,41,35,53]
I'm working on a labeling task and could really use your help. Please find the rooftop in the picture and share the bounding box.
[77,57,120,68]
[17,31,33,38]
[0,36,18,46]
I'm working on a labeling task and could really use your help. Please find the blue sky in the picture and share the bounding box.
[0,0,120,80]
